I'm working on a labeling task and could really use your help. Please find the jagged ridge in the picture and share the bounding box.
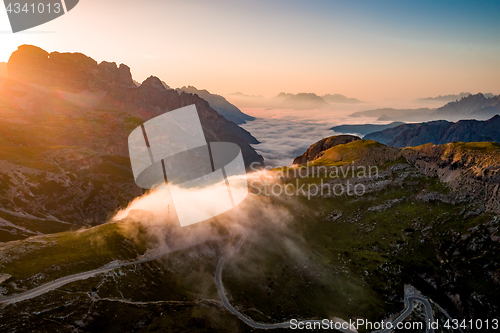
[364,115,500,147]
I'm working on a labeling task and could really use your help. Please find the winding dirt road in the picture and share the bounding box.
[215,234,435,332]
[0,239,220,305]
[0,234,435,333]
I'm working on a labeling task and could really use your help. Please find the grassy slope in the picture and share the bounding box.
[0,221,149,292]
[314,140,385,165]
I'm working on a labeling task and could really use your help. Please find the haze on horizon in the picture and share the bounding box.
[0,0,499,101]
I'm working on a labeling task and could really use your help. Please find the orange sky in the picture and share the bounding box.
[1,0,499,100]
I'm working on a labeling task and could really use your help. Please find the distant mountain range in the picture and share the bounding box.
[229,92,266,100]
[364,115,500,147]
[330,122,404,136]
[274,92,362,106]
[350,108,435,122]
[432,93,500,120]
[350,93,500,122]
[227,91,362,109]
[275,92,328,109]
[321,93,362,104]
[418,92,496,102]
[177,86,254,124]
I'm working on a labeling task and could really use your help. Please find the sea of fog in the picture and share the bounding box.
[240,100,444,167]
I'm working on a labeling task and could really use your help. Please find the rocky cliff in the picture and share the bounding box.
[402,142,500,213]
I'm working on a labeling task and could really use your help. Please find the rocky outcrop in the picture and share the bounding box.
[402,142,500,214]
[8,46,99,91]
[6,46,134,92]
[364,115,500,147]
[98,61,136,88]
[292,135,361,165]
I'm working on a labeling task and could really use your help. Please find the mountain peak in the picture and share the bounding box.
[322,93,362,104]
[293,135,361,165]
[5,45,139,91]
[488,114,500,122]
[274,92,328,109]
[117,64,134,86]
[8,44,49,62]
[139,76,166,90]
[98,61,135,87]
[464,92,484,100]
[7,45,50,86]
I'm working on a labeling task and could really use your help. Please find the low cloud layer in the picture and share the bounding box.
[242,118,334,167]
[238,99,452,167]
[240,106,373,167]
[112,172,304,255]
